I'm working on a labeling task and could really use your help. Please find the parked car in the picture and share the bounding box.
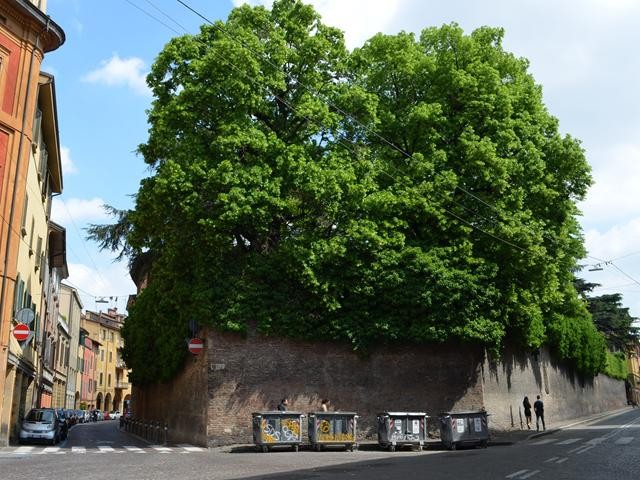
[19,408,62,445]
[110,411,121,420]
[55,409,69,439]
[65,409,77,427]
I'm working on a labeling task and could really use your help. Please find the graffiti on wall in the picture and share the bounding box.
[260,417,301,443]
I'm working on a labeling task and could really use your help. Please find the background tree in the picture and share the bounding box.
[89,0,606,383]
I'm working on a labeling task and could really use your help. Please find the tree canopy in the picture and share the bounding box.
[89,0,606,383]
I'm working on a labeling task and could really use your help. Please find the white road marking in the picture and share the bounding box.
[520,471,540,479]
[575,445,595,455]
[151,445,173,453]
[587,436,607,445]
[506,470,529,478]
[615,437,634,445]
[556,438,581,445]
[123,445,145,453]
[177,444,205,452]
[40,447,64,455]
[97,446,115,453]
[531,439,555,445]
[71,446,86,454]
[555,457,568,464]
[13,446,34,454]
[544,457,559,463]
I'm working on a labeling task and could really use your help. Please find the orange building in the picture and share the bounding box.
[0,0,64,446]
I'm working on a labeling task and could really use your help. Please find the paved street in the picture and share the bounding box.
[1,410,639,480]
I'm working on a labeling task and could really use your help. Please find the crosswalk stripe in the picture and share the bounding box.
[615,437,634,445]
[520,471,540,479]
[151,445,173,453]
[40,447,64,455]
[123,446,145,453]
[71,447,86,454]
[587,436,607,445]
[531,439,554,445]
[13,446,34,454]
[506,470,529,478]
[98,446,116,453]
[556,438,581,445]
[544,457,559,463]
[177,444,205,452]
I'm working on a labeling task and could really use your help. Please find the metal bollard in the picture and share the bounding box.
[164,422,168,445]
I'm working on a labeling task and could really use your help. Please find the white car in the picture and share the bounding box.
[110,411,121,420]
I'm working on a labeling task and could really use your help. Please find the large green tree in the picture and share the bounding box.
[89,0,605,383]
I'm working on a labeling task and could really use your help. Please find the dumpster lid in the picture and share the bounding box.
[252,411,305,415]
[439,410,488,416]
[379,412,428,416]
[308,411,358,415]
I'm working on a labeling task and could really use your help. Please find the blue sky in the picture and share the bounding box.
[45,0,640,320]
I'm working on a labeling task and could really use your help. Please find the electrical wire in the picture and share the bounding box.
[127,0,531,254]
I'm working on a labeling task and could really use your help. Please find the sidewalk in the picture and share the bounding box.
[488,406,633,446]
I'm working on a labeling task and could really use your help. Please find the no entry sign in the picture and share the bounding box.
[13,323,30,342]
[188,338,204,355]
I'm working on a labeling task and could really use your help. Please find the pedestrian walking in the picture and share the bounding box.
[534,395,545,431]
[277,397,289,411]
[522,396,532,430]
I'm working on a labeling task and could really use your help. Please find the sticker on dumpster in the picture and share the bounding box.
[456,418,465,433]
[474,417,482,432]
[412,420,420,434]
[394,419,402,431]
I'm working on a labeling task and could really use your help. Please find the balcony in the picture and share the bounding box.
[115,359,127,370]
[115,381,131,389]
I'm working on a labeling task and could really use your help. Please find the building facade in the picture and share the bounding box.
[81,309,131,413]
[0,0,65,446]
[78,329,99,410]
[59,283,82,408]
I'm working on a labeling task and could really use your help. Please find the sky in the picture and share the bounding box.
[44,0,640,320]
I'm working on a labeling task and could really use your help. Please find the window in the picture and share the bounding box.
[28,217,35,255]
[34,237,42,271]
[110,332,114,342]
[20,195,28,237]
[99,373,103,386]
[32,109,42,152]
[108,374,111,387]
[109,351,112,363]
[100,349,104,362]
[101,329,105,341]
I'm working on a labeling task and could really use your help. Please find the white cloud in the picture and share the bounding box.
[580,144,640,227]
[82,54,150,96]
[60,146,77,175]
[65,261,136,314]
[51,197,110,226]
[232,0,402,48]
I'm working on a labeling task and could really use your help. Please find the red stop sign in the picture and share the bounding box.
[188,338,204,355]
[13,323,30,342]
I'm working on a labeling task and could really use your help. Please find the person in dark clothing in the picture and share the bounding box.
[534,395,545,431]
[277,398,289,411]
[522,396,532,430]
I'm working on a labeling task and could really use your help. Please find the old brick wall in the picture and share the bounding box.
[131,346,208,446]
[206,330,485,446]
[482,346,627,431]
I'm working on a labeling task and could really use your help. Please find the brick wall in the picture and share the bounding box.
[132,329,627,447]
[482,346,627,430]
[131,346,208,446]
[206,330,485,446]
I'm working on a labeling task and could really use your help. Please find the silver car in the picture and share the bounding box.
[19,408,61,445]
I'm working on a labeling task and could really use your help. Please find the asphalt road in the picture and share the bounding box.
[1,409,639,480]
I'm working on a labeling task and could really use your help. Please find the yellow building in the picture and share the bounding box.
[627,343,640,405]
[81,309,131,412]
